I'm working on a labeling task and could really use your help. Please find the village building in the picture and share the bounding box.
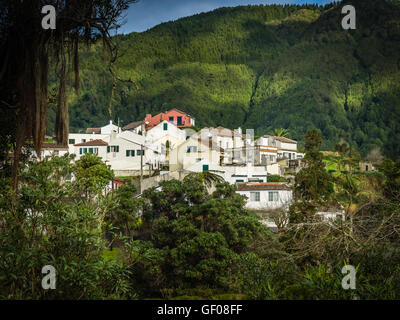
[35,143,69,159]
[144,108,195,129]
[169,135,223,172]
[236,182,293,211]
[144,120,186,166]
[122,120,145,135]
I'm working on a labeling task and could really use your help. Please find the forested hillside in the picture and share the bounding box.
[50,0,400,158]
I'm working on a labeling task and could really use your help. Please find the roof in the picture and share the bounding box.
[86,128,101,134]
[170,108,195,119]
[273,136,297,144]
[236,182,292,191]
[122,120,144,131]
[42,143,68,150]
[74,139,108,147]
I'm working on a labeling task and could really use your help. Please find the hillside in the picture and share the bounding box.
[49,0,400,158]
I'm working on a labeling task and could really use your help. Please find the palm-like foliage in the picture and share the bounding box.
[273,128,290,138]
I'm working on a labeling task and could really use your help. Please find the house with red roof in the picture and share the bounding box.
[144,108,195,129]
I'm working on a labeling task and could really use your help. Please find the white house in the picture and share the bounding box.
[33,143,69,159]
[185,161,280,184]
[122,120,145,135]
[169,135,224,172]
[236,182,293,211]
[255,136,301,160]
[145,121,186,165]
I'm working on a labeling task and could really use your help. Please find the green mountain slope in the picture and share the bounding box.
[51,0,400,158]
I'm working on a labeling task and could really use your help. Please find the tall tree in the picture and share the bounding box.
[290,129,333,222]
[0,0,136,188]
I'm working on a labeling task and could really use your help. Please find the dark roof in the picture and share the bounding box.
[86,128,101,134]
[273,136,297,144]
[74,139,108,147]
[42,143,68,150]
[237,182,291,191]
[122,120,144,131]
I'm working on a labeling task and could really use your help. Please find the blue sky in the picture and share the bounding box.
[118,0,337,34]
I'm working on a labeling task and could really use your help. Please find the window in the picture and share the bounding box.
[107,146,119,153]
[137,150,145,156]
[69,139,75,144]
[81,139,86,143]
[187,146,197,153]
[89,148,93,154]
[268,192,279,202]
[196,158,202,162]
[177,116,182,125]
[163,123,168,131]
[79,148,82,155]
[202,164,209,172]
[236,179,244,183]
[250,192,260,202]
[83,148,88,154]
[169,116,174,122]
[126,150,135,157]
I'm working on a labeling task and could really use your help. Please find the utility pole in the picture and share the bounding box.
[140,144,143,194]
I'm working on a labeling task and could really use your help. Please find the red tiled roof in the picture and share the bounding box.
[236,182,291,191]
[74,139,108,147]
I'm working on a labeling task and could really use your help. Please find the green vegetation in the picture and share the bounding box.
[51,0,400,159]
[1,140,400,299]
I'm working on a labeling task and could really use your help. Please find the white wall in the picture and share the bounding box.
[237,189,293,210]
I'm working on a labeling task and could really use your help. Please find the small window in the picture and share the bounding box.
[163,123,168,131]
[169,116,174,122]
[126,150,135,157]
[250,192,260,202]
[137,150,145,156]
[69,139,75,144]
[108,146,119,153]
[268,192,279,202]
[202,164,209,172]
[177,116,182,125]
[187,146,197,153]
[83,148,88,154]
[81,139,86,143]
[79,148,83,155]
[236,179,244,183]
[89,148,93,154]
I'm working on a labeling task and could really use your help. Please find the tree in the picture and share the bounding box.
[73,153,114,199]
[0,155,132,299]
[123,174,286,298]
[289,130,334,222]
[273,128,290,138]
[0,0,136,188]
